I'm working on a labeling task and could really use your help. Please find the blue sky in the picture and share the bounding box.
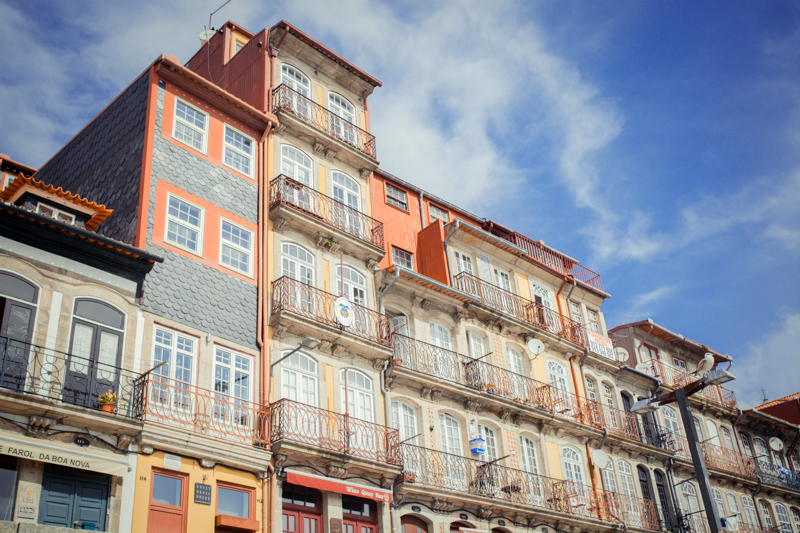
[1,0,798,408]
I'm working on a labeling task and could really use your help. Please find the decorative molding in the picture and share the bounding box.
[413,296,431,310]
[365,258,379,270]
[645,455,655,465]
[555,428,565,439]
[500,408,512,422]
[511,413,523,426]
[371,359,386,370]
[200,458,216,469]
[272,216,287,232]
[313,141,326,155]
[318,340,333,353]
[464,399,482,413]
[432,499,453,513]
[327,465,348,479]
[420,386,432,400]
[385,376,394,389]
[273,324,288,340]
[274,454,289,468]
[452,309,467,326]
[331,344,345,357]
[29,415,56,430]
[324,148,337,161]
[431,390,443,402]
[117,435,136,449]
[359,168,372,180]
[477,507,492,519]
[380,476,393,489]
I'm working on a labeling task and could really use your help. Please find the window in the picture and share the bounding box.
[281,65,312,121]
[281,65,311,97]
[673,358,688,373]
[282,484,321,533]
[165,195,203,253]
[282,352,318,406]
[173,98,208,152]
[791,508,800,533]
[392,247,414,270]
[213,347,252,423]
[332,172,363,236]
[429,204,449,224]
[569,301,582,325]
[662,406,681,435]
[282,242,315,284]
[36,203,76,224]
[341,368,373,421]
[392,402,418,443]
[467,331,485,359]
[281,146,313,186]
[742,496,759,527]
[493,267,512,292]
[430,322,451,349]
[681,483,699,514]
[337,265,367,307]
[720,427,735,450]
[149,469,188,531]
[776,504,794,533]
[602,462,617,492]
[328,93,356,144]
[618,461,637,499]
[585,377,596,401]
[712,489,726,528]
[520,437,539,475]
[343,495,377,533]
[454,250,473,275]
[754,437,770,463]
[234,42,245,54]
[726,493,741,530]
[586,308,600,334]
[0,456,18,521]
[561,447,584,484]
[152,327,196,391]
[342,495,374,518]
[507,347,525,376]
[220,219,252,275]
[430,322,456,380]
[740,433,753,456]
[387,311,409,336]
[547,359,569,392]
[385,183,408,210]
[439,413,462,455]
[477,424,497,462]
[761,501,774,529]
[223,125,254,176]
[217,483,252,518]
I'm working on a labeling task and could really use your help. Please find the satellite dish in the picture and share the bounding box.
[591,449,611,469]
[769,437,784,452]
[527,338,545,357]
[199,29,216,43]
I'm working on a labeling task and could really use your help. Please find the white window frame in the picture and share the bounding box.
[281,64,311,96]
[36,203,76,225]
[280,145,313,186]
[586,308,601,334]
[392,246,414,271]
[222,124,255,177]
[560,446,585,485]
[281,351,318,406]
[165,194,204,254]
[213,346,253,402]
[385,183,408,211]
[520,436,539,475]
[219,218,253,276]
[391,401,418,444]
[429,204,449,224]
[151,326,197,392]
[173,97,209,154]
[453,249,474,275]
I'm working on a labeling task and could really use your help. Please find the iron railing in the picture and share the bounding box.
[662,432,757,478]
[272,84,377,159]
[0,336,139,417]
[755,460,800,491]
[453,272,585,347]
[272,276,391,347]
[596,401,644,442]
[391,333,464,384]
[463,357,555,414]
[132,375,270,445]
[269,175,384,248]
[602,490,661,531]
[271,398,400,465]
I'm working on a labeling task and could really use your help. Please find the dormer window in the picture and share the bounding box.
[36,203,76,225]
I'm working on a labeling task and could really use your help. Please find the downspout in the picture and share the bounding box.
[787,424,800,467]
[570,348,601,519]
[418,191,426,229]
[731,410,747,458]
[752,477,765,530]
[378,270,400,314]
[443,220,460,285]
[380,360,398,533]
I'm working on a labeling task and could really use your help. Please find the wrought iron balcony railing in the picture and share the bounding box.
[0,336,139,418]
[391,333,464,384]
[755,460,800,491]
[271,398,400,465]
[453,272,586,347]
[602,490,661,531]
[463,356,556,414]
[272,84,377,159]
[648,360,738,409]
[660,431,757,478]
[132,375,270,446]
[272,276,391,347]
[269,175,384,249]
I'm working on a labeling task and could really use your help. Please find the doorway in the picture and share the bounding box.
[38,465,110,530]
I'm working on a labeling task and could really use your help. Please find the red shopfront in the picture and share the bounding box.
[283,471,392,533]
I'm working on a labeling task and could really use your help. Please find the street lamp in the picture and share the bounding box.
[631,369,736,533]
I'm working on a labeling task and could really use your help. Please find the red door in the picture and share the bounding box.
[148,470,187,533]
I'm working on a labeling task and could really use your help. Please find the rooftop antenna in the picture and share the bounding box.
[758,372,768,403]
[201,0,234,84]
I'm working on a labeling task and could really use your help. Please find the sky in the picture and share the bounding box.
[1,0,798,409]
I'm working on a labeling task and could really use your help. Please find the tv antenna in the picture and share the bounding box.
[202,0,234,84]
[758,372,768,403]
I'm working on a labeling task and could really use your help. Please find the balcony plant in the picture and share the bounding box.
[98,390,118,413]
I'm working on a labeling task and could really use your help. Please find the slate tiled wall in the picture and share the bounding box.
[142,83,258,349]
[33,71,150,245]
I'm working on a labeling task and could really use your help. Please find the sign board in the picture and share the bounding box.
[586,331,615,361]
[163,453,182,471]
[194,483,212,505]
[0,433,129,476]
[334,297,355,327]
[287,470,392,503]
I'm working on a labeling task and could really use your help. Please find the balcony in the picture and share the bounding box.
[133,375,270,446]
[755,460,800,491]
[269,175,385,258]
[400,444,658,529]
[648,360,738,409]
[271,276,391,348]
[453,272,585,348]
[0,335,139,418]
[662,432,757,478]
[271,398,400,466]
[272,84,377,161]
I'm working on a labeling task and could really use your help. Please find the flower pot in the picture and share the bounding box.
[392,359,402,367]
[100,403,116,413]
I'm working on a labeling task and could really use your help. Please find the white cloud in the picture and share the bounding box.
[613,285,676,325]
[735,312,800,409]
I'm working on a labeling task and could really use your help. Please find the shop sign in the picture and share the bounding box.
[0,432,129,476]
[287,470,392,503]
[587,331,615,360]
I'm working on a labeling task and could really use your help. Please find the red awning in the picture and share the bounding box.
[286,470,392,503]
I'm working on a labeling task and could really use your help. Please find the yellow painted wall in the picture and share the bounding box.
[319,164,326,196]
[325,364,335,412]
[544,440,563,480]
[359,111,366,131]
[515,273,531,300]
[323,260,330,293]
[132,451,264,533]
[316,86,323,106]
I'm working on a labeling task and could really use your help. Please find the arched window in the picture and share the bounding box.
[280,65,312,120]
[401,516,428,533]
[507,346,524,376]
[776,504,794,533]
[281,145,312,186]
[711,488,726,527]
[67,299,126,407]
[791,508,800,533]
[692,418,703,439]
[654,471,672,526]
[585,377,597,401]
[392,401,418,443]
[720,427,735,450]
[466,331,485,359]
[561,447,585,484]
[0,271,39,390]
[705,420,720,445]
[618,461,637,498]
[662,407,681,435]
[439,413,462,456]
[429,322,456,382]
[602,462,617,493]
[429,322,451,349]
[520,437,539,475]
[603,383,618,429]
[681,483,699,513]
[726,493,741,530]
[637,466,653,502]
[340,369,373,421]
[740,433,754,456]
[547,359,569,392]
[331,171,361,236]
[329,93,356,144]
[281,242,315,285]
[754,437,770,463]
[507,346,527,399]
[282,352,318,406]
[476,423,497,462]
[760,501,774,529]
[387,310,409,337]
[281,65,310,96]
[336,265,366,307]
[742,495,759,527]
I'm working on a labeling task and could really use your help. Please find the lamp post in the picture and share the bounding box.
[631,368,736,533]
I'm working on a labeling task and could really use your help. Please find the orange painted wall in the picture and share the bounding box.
[417,220,449,285]
[371,173,421,270]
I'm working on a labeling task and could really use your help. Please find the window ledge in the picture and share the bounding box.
[215,514,260,532]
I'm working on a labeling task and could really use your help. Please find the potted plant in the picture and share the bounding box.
[98,390,118,413]
[391,359,403,367]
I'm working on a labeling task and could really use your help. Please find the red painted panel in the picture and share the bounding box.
[761,402,800,425]
[417,220,448,285]
[370,174,421,271]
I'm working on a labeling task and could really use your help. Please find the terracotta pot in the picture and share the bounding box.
[100,403,115,413]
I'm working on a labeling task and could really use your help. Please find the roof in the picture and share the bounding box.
[608,319,732,363]
[270,20,382,88]
[385,265,477,303]
[754,392,800,411]
[1,174,113,231]
[0,154,37,176]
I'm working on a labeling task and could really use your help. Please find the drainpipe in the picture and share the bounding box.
[787,425,800,466]
[378,270,400,314]
[443,220,460,285]
[264,461,274,533]
[731,410,747,458]
[418,191,426,229]
[752,477,765,530]
[380,360,398,533]
[638,322,656,374]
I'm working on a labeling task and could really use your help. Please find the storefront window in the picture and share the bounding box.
[218,484,251,518]
[343,495,376,533]
[283,484,321,533]
[343,495,373,517]
[0,456,18,521]
[152,473,182,506]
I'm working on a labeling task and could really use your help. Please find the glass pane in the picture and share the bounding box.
[98,331,120,367]
[5,305,31,340]
[74,300,124,329]
[0,457,18,521]
[218,487,249,518]
[0,273,36,303]
[152,474,182,506]
[71,323,94,369]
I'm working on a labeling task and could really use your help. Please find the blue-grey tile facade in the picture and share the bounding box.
[32,71,150,245]
[142,84,258,349]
